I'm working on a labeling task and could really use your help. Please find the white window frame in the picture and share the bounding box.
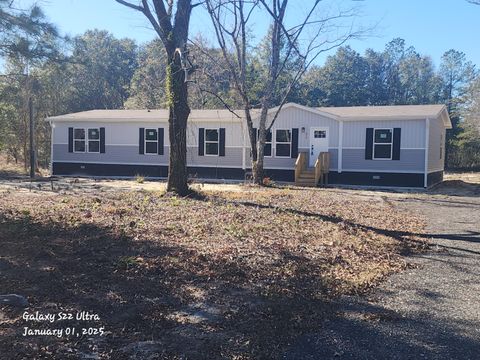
[73,128,100,153]
[372,128,393,160]
[87,128,100,154]
[275,129,292,158]
[204,128,219,156]
[73,128,86,153]
[257,128,273,157]
[144,128,158,155]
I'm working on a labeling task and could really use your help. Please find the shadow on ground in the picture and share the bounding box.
[284,294,480,360]
[428,179,480,197]
[0,210,332,359]
[1,178,479,359]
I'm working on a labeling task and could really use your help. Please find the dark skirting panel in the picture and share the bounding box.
[263,169,295,182]
[52,162,430,187]
[187,166,246,180]
[328,171,425,188]
[53,162,297,182]
[53,162,169,178]
[427,170,444,187]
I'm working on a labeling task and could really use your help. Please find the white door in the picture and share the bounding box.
[309,127,329,167]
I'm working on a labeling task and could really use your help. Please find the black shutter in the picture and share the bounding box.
[219,128,226,157]
[158,128,164,155]
[198,128,205,156]
[365,128,374,160]
[392,128,401,160]
[100,127,105,153]
[139,128,145,155]
[265,130,272,156]
[68,127,74,153]
[291,128,299,158]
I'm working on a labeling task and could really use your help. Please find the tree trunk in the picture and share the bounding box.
[165,50,190,195]
[253,106,269,184]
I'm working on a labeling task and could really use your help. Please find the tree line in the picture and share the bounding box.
[1,0,479,186]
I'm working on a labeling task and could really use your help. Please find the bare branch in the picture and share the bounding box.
[114,0,144,12]
[196,87,241,118]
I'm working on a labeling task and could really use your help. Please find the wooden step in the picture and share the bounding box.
[296,178,316,184]
[299,172,315,178]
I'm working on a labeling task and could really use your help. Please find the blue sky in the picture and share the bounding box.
[21,0,480,68]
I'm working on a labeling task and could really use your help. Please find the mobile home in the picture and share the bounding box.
[47,103,451,188]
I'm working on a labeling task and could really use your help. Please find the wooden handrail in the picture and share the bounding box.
[314,152,330,186]
[295,152,307,183]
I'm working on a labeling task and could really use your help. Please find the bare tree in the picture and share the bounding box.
[115,0,199,195]
[205,0,366,184]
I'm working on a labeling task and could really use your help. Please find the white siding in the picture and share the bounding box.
[53,121,169,146]
[187,121,245,147]
[342,119,426,149]
[342,149,425,172]
[53,144,169,165]
[428,117,445,172]
[260,107,340,148]
[50,105,444,177]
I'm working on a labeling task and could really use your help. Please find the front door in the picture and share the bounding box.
[309,127,329,167]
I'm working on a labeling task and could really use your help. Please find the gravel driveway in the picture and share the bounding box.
[285,182,480,360]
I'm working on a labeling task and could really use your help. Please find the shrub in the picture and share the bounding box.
[135,174,145,184]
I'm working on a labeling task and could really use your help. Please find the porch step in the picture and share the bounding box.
[299,172,315,179]
[295,168,317,187]
[294,152,330,187]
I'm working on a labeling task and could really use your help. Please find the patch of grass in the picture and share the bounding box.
[134,174,145,184]
[116,256,142,269]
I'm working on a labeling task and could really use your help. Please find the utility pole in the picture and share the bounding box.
[29,96,35,179]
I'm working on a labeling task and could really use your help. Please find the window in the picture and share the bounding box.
[88,128,100,153]
[257,129,272,157]
[74,128,86,152]
[275,129,291,157]
[205,129,219,155]
[373,128,393,160]
[70,127,104,154]
[74,128,100,153]
[145,128,158,154]
[314,130,326,138]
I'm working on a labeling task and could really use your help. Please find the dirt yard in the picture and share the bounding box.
[284,174,480,359]
[0,176,430,359]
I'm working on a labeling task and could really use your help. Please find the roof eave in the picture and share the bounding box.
[438,106,453,129]
[341,115,434,122]
[46,117,243,123]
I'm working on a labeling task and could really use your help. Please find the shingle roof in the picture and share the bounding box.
[46,109,246,122]
[316,104,446,119]
[46,103,450,127]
